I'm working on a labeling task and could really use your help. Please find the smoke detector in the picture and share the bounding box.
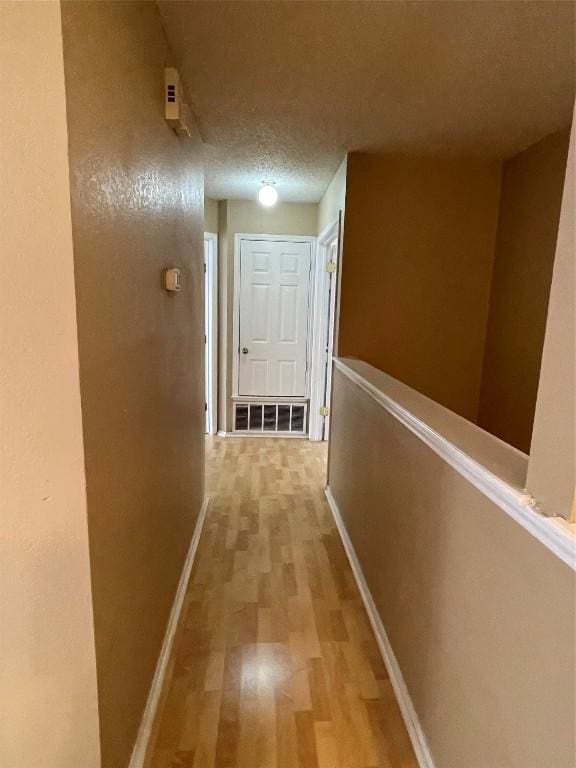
[164,68,192,138]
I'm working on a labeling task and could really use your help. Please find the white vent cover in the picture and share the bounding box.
[164,67,192,138]
[234,402,308,435]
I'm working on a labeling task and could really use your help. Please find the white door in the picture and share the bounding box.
[309,220,340,442]
[238,239,311,397]
[323,235,339,440]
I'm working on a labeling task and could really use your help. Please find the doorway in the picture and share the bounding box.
[232,234,315,435]
[309,219,340,441]
[204,232,218,435]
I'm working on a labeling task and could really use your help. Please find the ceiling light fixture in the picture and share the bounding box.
[258,181,278,207]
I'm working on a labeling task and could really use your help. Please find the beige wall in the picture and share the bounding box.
[218,199,318,431]
[478,129,570,452]
[204,196,219,233]
[0,3,100,766]
[60,2,205,766]
[317,157,347,234]
[328,368,575,768]
[527,113,575,520]
[339,153,502,421]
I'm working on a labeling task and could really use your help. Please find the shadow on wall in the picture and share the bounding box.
[60,2,205,767]
[477,127,571,452]
[339,152,503,422]
[338,129,571,452]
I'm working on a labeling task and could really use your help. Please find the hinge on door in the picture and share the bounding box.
[326,262,336,274]
[320,406,329,417]
[205,402,207,412]
[204,263,207,273]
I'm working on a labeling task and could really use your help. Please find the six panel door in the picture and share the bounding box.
[239,239,311,397]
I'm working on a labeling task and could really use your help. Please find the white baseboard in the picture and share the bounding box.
[128,496,210,768]
[324,486,435,768]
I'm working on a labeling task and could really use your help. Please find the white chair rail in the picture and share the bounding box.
[333,357,575,571]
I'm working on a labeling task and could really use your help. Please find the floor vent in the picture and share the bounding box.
[233,402,308,435]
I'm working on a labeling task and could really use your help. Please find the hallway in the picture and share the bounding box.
[148,437,417,768]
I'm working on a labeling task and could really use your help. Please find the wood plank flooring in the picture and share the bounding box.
[147,437,417,768]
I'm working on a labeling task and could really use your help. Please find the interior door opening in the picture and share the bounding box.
[204,233,218,435]
[309,219,340,442]
[321,231,339,441]
[232,235,315,436]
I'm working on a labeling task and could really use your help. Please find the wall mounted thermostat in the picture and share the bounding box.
[164,267,182,292]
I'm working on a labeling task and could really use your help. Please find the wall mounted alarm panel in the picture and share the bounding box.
[164,68,193,138]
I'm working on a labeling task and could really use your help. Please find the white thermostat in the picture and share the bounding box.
[164,268,182,292]
[164,68,193,138]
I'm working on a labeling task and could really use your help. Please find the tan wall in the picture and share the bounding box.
[339,153,502,421]
[204,197,219,233]
[218,199,318,431]
[317,157,347,234]
[478,129,570,452]
[60,3,205,766]
[0,3,100,766]
[527,113,575,520]
[328,368,575,768]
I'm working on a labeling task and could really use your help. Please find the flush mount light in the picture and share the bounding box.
[258,182,278,207]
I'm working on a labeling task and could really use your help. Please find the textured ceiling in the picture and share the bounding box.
[158,1,575,203]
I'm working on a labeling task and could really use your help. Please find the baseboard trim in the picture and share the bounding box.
[325,486,435,768]
[128,496,209,768]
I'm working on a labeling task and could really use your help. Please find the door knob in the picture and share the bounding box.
[242,347,249,354]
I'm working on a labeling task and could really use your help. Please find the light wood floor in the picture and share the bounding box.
[147,437,417,768]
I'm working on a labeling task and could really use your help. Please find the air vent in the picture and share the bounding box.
[233,402,308,435]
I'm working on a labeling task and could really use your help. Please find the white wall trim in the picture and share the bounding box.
[334,358,576,570]
[309,219,340,442]
[317,219,340,245]
[232,233,317,400]
[325,486,435,768]
[128,496,210,768]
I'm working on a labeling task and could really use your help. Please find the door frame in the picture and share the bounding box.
[204,232,218,435]
[232,233,317,402]
[309,219,340,441]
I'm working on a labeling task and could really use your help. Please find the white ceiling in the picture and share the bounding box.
[158,1,575,203]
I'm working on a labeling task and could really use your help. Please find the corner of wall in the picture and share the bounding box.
[317,155,348,235]
[0,2,101,766]
[60,2,206,764]
[204,197,219,233]
[527,111,576,518]
[478,128,571,451]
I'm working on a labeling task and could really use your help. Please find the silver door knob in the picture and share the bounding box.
[242,347,249,354]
